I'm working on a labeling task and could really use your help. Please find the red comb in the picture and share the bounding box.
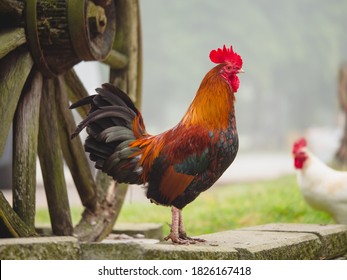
[209,45,243,67]
[292,138,307,154]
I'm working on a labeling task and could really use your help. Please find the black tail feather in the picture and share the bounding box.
[71,106,136,139]
[69,95,95,109]
[100,83,139,114]
[70,83,143,184]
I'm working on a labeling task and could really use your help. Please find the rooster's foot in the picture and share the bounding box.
[164,232,191,244]
[179,232,206,243]
[164,232,206,244]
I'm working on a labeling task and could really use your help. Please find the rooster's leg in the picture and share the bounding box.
[177,208,206,243]
[164,207,189,244]
[164,207,205,244]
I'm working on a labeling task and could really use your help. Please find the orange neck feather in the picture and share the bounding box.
[181,65,235,130]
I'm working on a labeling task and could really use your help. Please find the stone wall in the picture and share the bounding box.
[1,223,346,260]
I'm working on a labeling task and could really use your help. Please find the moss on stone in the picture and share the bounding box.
[0,237,80,260]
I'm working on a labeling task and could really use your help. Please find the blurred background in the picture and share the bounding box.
[1,0,347,191]
[72,0,347,201]
[77,0,347,156]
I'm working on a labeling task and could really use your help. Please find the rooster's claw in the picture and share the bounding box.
[164,232,206,245]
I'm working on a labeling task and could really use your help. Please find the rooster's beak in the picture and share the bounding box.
[238,68,245,74]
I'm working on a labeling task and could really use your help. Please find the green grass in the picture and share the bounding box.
[35,175,334,236]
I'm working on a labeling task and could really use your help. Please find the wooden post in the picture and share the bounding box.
[38,78,73,236]
[12,70,42,230]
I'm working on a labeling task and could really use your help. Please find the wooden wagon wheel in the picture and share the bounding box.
[0,0,142,242]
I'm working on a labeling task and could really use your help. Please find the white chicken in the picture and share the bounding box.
[293,138,347,224]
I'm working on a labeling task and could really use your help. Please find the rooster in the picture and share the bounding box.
[70,45,244,244]
[293,138,347,224]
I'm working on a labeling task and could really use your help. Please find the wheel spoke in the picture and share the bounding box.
[12,70,42,230]
[0,28,26,59]
[0,49,33,155]
[38,78,73,236]
[64,69,90,118]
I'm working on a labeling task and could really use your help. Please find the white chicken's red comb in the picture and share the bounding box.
[292,138,307,154]
[209,45,243,68]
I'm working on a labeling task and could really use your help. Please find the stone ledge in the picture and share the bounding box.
[237,223,347,259]
[81,241,144,260]
[0,223,346,260]
[0,236,81,260]
[141,241,240,260]
[197,230,320,260]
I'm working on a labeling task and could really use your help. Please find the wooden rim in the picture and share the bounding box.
[67,0,92,61]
